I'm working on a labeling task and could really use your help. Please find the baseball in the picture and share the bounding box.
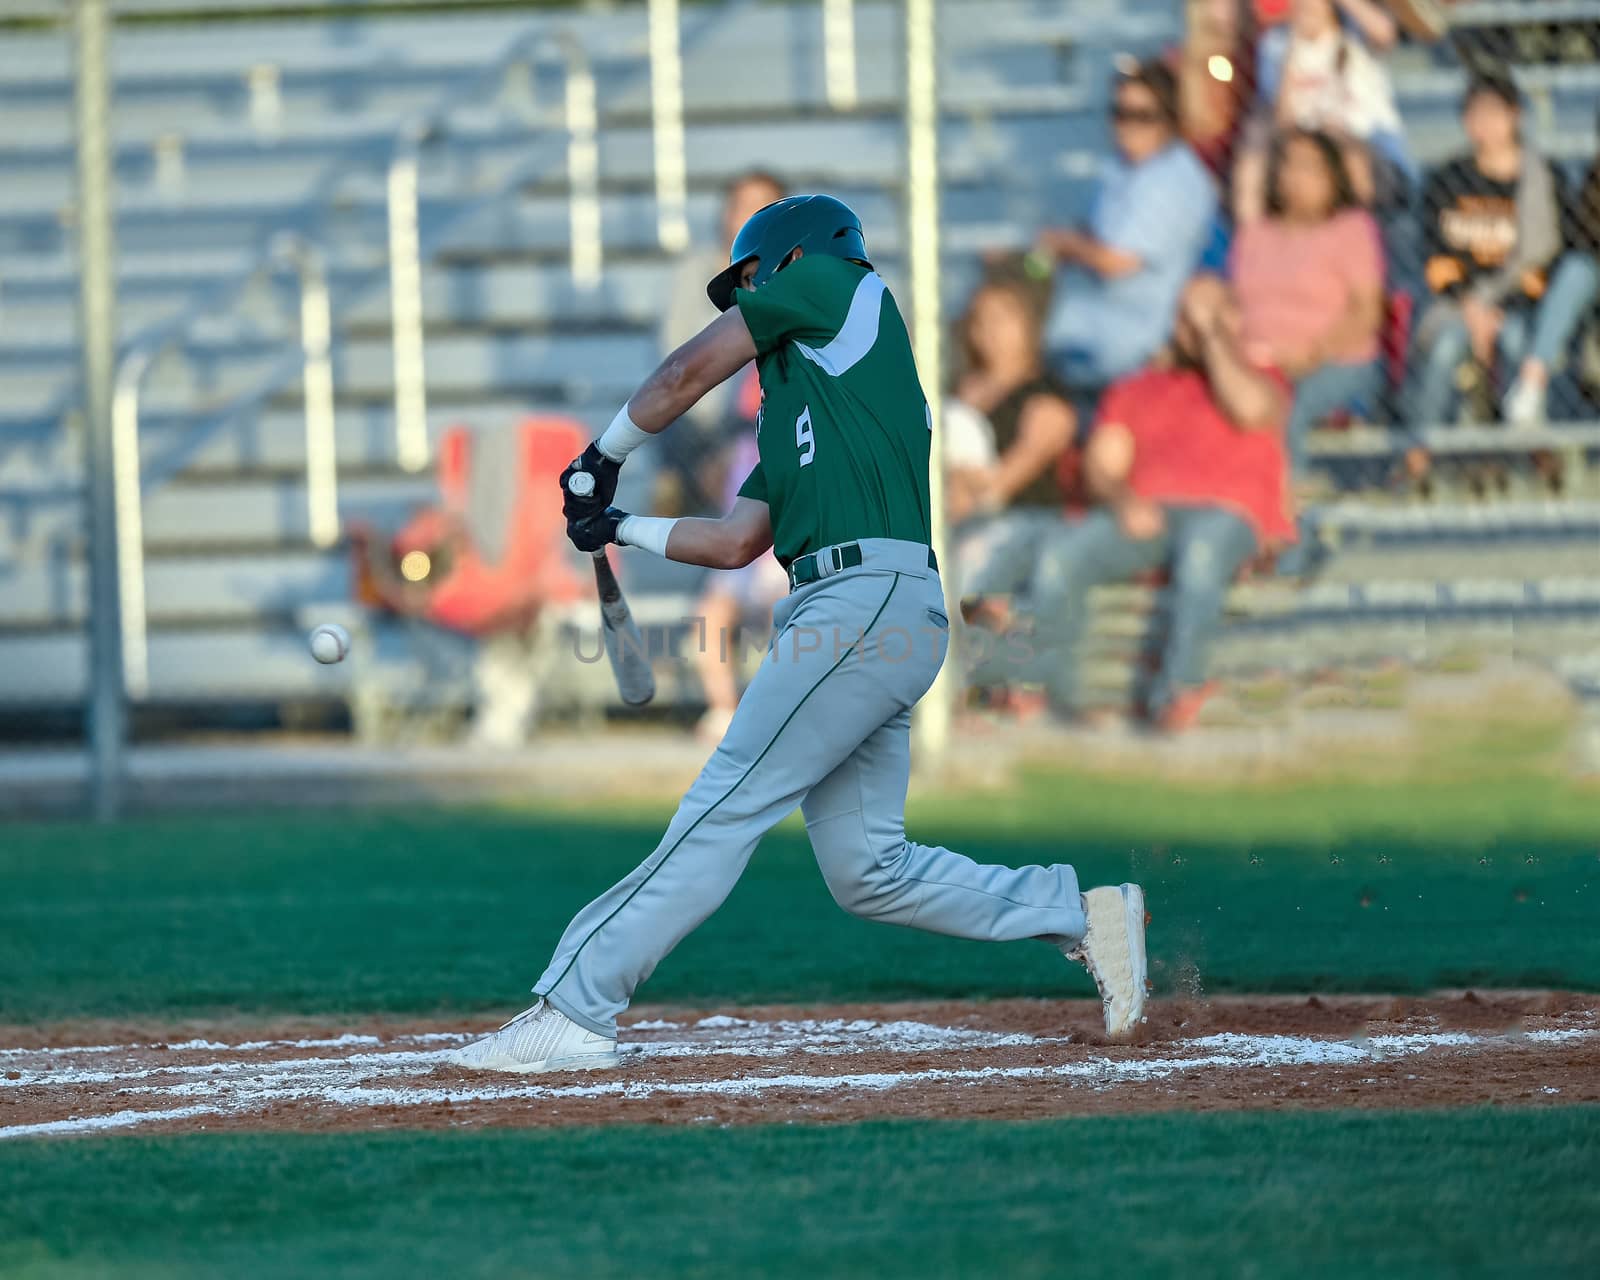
[308,623,351,665]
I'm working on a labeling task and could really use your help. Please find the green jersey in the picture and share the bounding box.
[733,255,932,566]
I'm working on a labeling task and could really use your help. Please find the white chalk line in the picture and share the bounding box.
[2,1019,1592,1142]
[0,1105,227,1142]
[0,1032,465,1061]
[0,1018,1020,1062]
[0,1019,1065,1090]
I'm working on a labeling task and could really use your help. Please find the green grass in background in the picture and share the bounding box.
[3,1109,1598,1278]
[1,772,1596,1023]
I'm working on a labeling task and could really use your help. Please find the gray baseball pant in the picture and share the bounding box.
[534,538,1088,1036]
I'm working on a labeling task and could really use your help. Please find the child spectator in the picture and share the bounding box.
[1503,146,1600,425]
[1411,72,1567,429]
[946,277,1076,600]
[1231,128,1385,472]
[690,431,789,742]
[1235,0,1410,219]
[1034,58,1218,387]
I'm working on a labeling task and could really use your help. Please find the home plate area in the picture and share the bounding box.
[5,995,1597,1140]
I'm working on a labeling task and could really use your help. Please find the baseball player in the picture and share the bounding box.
[452,196,1147,1073]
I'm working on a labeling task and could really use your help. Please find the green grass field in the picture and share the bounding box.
[4,1112,1598,1278]
[2,771,1596,1022]
[3,769,1597,1276]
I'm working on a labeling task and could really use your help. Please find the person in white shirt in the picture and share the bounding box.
[1234,0,1413,221]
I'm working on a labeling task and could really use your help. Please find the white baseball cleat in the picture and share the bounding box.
[448,1000,618,1073]
[1062,884,1149,1039]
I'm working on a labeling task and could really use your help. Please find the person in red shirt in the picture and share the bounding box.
[1019,275,1294,730]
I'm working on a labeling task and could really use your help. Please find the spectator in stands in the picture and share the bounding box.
[946,277,1076,598]
[655,171,786,514]
[977,276,1294,732]
[1503,148,1600,425]
[944,282,1076,725]
[1384,0,1461,44]
[691,431,790,742]
[1411,72,1567,429]
[1231,127,1385,472]
[1179,0,1253,181]
[1033,58,1217,387]
[1234,0,1411,220]
[945,279,1078,722]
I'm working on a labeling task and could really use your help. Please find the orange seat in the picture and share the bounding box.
[396,415,586,636]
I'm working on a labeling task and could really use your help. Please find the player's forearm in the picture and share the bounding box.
[648,518,767,571]
[615,499,773,571]
[626,353,717,433]
[656,519,739,570]
[594,359,713,467]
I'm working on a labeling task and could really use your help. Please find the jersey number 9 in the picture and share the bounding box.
[795,406,816,467]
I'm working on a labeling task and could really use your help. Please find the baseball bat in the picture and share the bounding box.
[590,548,655,706]
[567,471,656,706]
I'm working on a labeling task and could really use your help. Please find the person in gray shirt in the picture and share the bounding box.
[653,171,787,514]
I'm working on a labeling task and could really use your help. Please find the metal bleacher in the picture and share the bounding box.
[0,0,1597,734]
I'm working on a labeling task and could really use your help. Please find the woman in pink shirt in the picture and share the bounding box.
[1230,127,1385,474]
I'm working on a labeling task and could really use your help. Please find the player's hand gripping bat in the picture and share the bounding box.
[567,471,655,706]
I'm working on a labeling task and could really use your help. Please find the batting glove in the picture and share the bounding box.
[568,505,626,554]
[560,443,622,522]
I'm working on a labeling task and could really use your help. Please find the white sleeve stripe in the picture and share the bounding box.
[792,272,887,377]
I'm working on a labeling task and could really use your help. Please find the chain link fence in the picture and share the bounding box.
[1182,0,1600,469]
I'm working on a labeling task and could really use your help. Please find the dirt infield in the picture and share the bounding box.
[4,993,1596,1140]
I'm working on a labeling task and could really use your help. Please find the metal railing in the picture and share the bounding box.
[96,0,760,704]
[565,37,604,290]
[110,231,335,697]
[647,0,691,256]
[384,32,602,472]
[904,0,947,758]
[132,0,761,496]
[823,0,859,112]
[2,13,588,471]
[88,23,589,695]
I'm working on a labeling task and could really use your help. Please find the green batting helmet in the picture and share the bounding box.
[706,194,872,312]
